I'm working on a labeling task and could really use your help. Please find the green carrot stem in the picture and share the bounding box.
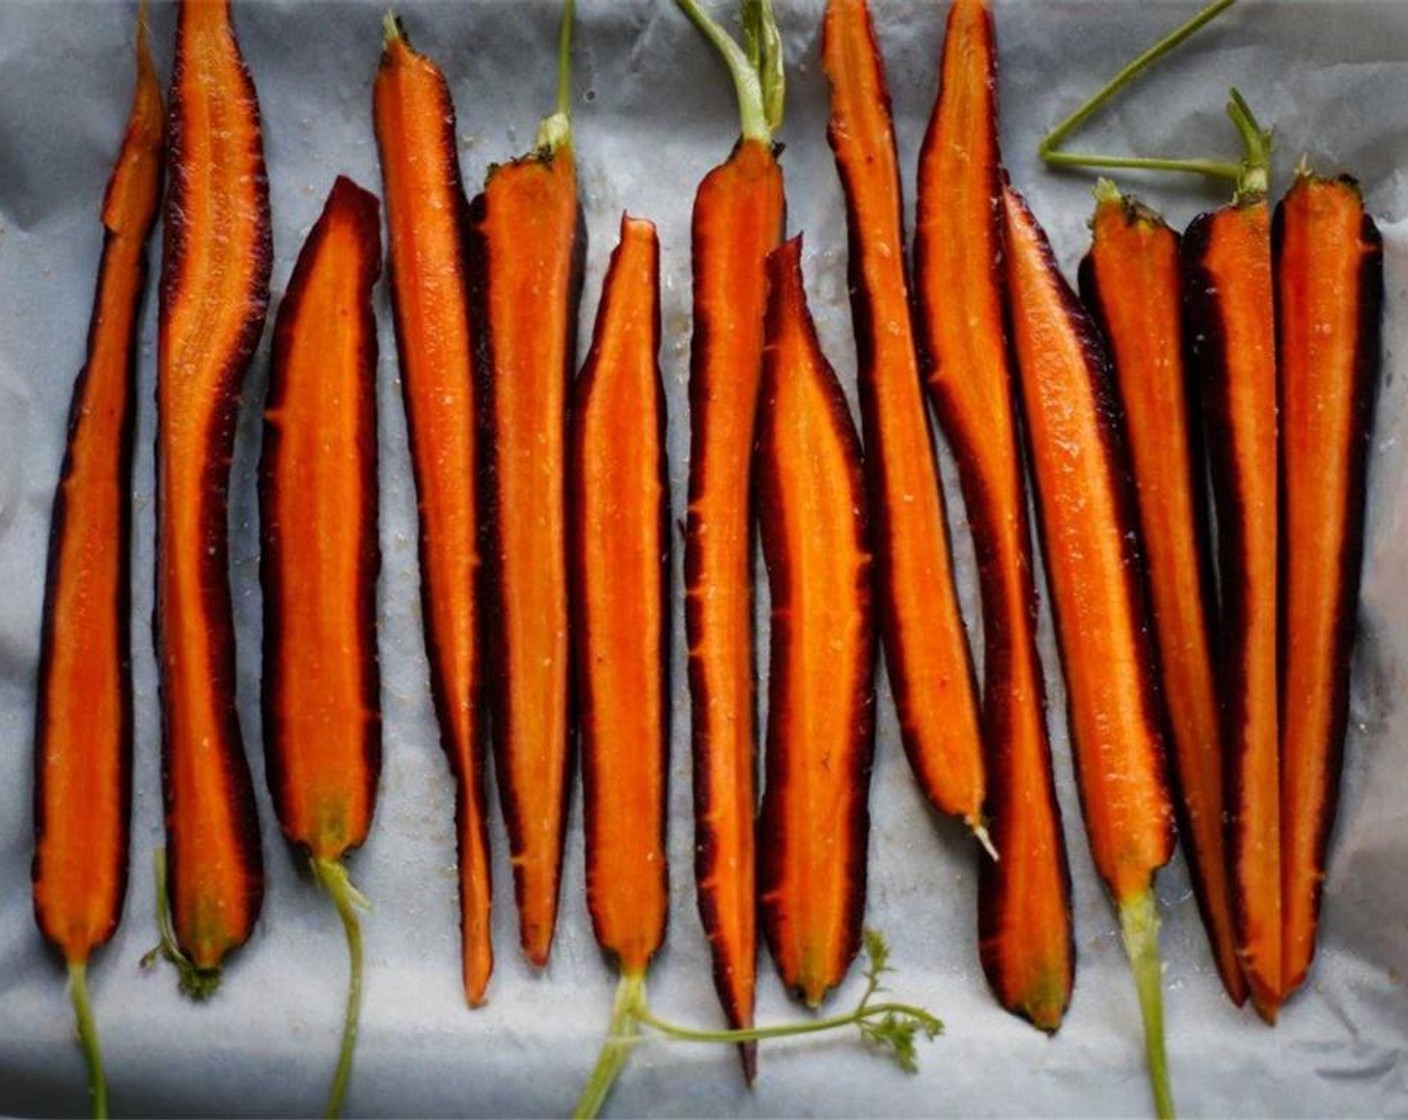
[1119,890,1175,1120]
[675,0,772,143]
[536,0,576,152]
[1040,0,1239,159]
[632,1000,939,1045]
[573,970,646,1120]
[1043,149,1242,183]
[311,857,370,1120]
[67,959,107,1120]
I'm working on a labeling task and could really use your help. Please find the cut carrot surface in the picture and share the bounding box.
[572,215,669,980]
[1276,174,1382,1003]
[756,236,877,1010]
[822,0,983,833]
[261,176,382,865]
[473,138,582,970]
[373,17,493,1006]
[1081,186,1245,1006]
[156,0,270,973]
[1184,197,1280,1019]
[913,0,1071,1031]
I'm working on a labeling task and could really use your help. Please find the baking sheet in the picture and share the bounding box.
[1,1,1406,1116]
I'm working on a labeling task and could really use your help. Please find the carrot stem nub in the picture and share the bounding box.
[67,959,107,1120]
[536,0,576,152]
[311,857,370,1119]
[1119,891,1174,1120]
[141,849,221,1000]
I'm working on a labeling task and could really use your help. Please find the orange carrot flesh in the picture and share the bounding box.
[473,143,582,969]
[1184,199,1280,1019]
[156,0,270,972]
[1080,190,1245,1007]
[373,20,493,1006]
[913,0,1071,1030]
[33,9,162,967]
[1003,186,1175,903]
[260,177,382,865]
[1276,175,1382,1001]
[684,137,784,1054]
[572,215,669,979]
[756,236,877,1010]
[822,0,984,830]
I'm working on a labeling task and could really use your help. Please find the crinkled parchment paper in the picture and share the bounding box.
[0,1,1405,1116]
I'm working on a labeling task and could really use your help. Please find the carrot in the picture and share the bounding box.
[1275,171,1382,1003]
[372,14,494,1006]
[756,234,877,1009]
[1003,185,1176,1118]
[1080,181,1246,1007]
[912,0,1072,1030]
[572,215,669,981]
[154,0,269,985]
[470,0,582,967]
[31,9,161,1115]
[676,0,785,1075]
[260,176,382,1118]
[820,0,986,843]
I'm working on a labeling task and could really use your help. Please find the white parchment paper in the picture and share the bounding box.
[0,1,1405,1116]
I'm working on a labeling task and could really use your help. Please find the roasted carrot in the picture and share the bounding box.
[756,235,877,1009]
[821,0,986,842]
[1275,171,1382,1004]
[1003,185,1176,1118]
[572,215,669,981]
[913,0,1071,1031]
[32,10,161,1115]
[1181,95,1279,1021]
[470,0,582,967]
[155,0,269,982]
[260,175,382,1119]
[373,15,493,1006]
[676,0,785,1073]
[1080,181,1245,1007]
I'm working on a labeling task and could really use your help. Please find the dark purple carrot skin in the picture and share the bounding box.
[259,177,383,858]
[1273,179,1383,993]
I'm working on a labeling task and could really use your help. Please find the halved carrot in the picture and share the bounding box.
[1003,185,1177,1118]
[155,0,269,979]
[1184,191,1280,1021]
[913,0,1072,1031]
[260,175,382,1118]
[32,11,161,1115]
[1080,181,1246,1007]
[821,0,985,839]
[756,235,877,1009]
[676,0,786,1073]
[572,214,669,981]
[470,0,582,967]
[1275,172,1383,1003]
[373,15,493,1006]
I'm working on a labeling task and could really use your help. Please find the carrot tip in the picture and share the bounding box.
[969,819,999,863]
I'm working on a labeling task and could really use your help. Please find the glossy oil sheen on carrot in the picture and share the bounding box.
[685,137,785,1041]
[1003,186,1174,905]
[33,15,162,964]
[156,0,269,971]
[822,0,983,829]
[1081,194,1245,1006]
[373,21,493,1005]
[1276,175,1382,1001]
[261,177,382,864]
[756,236,877,1010]
[572,216,669,978]
[914,0,1071,1029]
[1185,199,1280,1017]
[475,146,581,968]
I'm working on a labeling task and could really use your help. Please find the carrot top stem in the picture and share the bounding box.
[675,0,782,143]
[1118,891,1174,1120]
[141,849,221,1000]
[572,932,942,1119]
[535,0,577,152]
[311,857,370,1120]
[67,960,107,1120]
